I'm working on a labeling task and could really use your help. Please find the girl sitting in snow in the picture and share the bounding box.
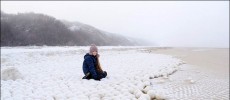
[82,44,107,81]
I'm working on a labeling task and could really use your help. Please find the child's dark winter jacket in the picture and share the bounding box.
[82,53,107,80]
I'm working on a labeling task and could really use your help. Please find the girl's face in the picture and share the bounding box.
[92,51,97,56]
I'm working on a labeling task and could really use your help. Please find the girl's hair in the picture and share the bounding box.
[96,55,103,73]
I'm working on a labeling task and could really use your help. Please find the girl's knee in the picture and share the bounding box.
[103,71,107,77]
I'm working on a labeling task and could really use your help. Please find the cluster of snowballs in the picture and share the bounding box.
[1,64,184,100]
[128,79,166,100]
[1,48,187,100]
[78,75,169,100]
[105,65,182,100]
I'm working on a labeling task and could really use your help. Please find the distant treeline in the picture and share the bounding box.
[1,11,140,46]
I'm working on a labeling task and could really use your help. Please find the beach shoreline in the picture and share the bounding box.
[144,47,229,99]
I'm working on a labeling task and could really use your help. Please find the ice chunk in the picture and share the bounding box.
[1,67,23,81]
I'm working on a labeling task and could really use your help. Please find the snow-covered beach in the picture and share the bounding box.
[1,46,229,100]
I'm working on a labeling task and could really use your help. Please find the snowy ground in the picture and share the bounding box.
[3,46,225,100]
[1,46,184,100]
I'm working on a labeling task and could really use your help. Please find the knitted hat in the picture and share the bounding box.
[89,44,98,54]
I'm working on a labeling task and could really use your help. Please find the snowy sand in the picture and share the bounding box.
[1,46,183,100]
[142,47,229,100]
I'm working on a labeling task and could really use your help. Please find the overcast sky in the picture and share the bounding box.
[1,1,229,48]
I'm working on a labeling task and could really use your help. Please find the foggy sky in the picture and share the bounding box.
[1,1,229,48]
